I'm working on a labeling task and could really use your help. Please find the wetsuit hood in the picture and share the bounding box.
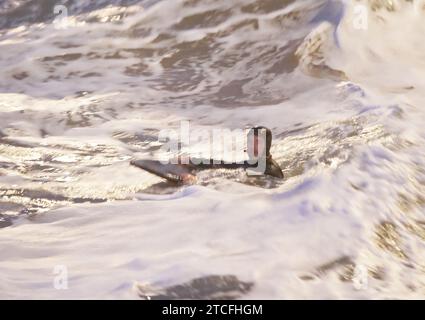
[248,126,284,179]
[248,126,272,157]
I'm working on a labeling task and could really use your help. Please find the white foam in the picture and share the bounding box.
[1,0,425,299]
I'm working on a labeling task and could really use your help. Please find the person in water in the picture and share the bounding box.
[177,126,284,183]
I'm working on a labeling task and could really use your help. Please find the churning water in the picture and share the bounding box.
[1,0,425,299]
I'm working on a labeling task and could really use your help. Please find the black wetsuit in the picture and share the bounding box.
[183,156,284,179]
[132,126,284,182]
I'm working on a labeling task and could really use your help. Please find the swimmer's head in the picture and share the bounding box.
[246,126,272,159]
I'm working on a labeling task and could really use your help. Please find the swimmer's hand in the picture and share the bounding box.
[180,173,197,184]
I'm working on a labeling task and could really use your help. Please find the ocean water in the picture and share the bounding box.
[1,0,425,299]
